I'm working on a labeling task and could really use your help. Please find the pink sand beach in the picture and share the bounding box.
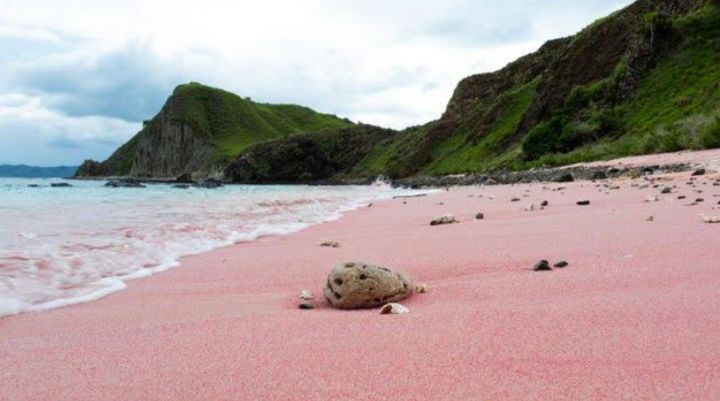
[2,151,720,401]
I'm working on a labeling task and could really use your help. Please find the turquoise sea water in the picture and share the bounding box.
[0,178,424,317]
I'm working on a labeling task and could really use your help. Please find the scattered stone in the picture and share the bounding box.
[299,289,314,300]
[702,215,720,224]
[696,198,705,203]
[50,183,72,187]
[661,187,673,194]
[415,283,428,293]
[323,262,413,309]
[525,203,535,212]
[645,196,659,203]
[554,261,569,268]
[534,260,552,271]
[646,215,655,222]
[380,303,409,315]
[319,240,341,248]
[430,215,457,226]
[540,200,549,207]
[27,184,40,188]
[368,203,373,208]
[298,301,315,310]
[576,200,591,206]
[172,184,190,189]
[511,197,521,202]
[692,168,706,176]
[592,171,608,180]
[105,180,145,188]
[678,195,687,200]
[475,213,484,220]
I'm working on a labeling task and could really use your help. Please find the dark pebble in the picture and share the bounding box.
[576,200,591,206]
[298,301,314,310]
[540,200,549,207]
[692,168,706,176]
[554,261,569,268]
[534,260,552,271]
[475,213,484,220]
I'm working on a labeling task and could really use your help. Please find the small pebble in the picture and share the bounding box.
[430,215,457,226]
[380,303,409,315]
[319,240,340,248]
[540,200,549,207]
[475,213,484,220]
[299,301,315,310]
[554,261,569,268]
[576,200,591,206]
[534,260,552,271]
[415,283,428,293]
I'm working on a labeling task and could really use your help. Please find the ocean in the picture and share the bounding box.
[0,177,426,318]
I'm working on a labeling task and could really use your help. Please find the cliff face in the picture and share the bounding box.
[129,108,215,178]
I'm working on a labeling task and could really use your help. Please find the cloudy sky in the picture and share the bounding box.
[0,0,632,166]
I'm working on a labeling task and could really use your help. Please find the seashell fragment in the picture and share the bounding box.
[299,289,314,300]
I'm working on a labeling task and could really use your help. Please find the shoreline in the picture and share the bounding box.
[2,150,720,400]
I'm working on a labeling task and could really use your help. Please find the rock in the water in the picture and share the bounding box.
[554,261,569,268]
[323,262,413,309]
[380,303,409,315]
[50,183,72,187]
[298,301,315,310]
[475,213,484,220]
[576,200,591,206]
[173,184,190,189]
[299,289,314,300]
[430,215,457,226]
[692,168,706,176]
[319,240,340,248]
[194,179,224,189]
[534,260,551,271]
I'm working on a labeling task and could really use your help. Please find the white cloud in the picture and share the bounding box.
[0,0,633,165]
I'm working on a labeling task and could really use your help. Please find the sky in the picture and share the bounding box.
[0,0,633,166]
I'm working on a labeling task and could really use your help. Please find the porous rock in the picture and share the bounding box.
[430,215,457,226]
[323,262,413,309]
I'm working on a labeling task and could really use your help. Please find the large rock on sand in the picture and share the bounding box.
[323,262,413,309]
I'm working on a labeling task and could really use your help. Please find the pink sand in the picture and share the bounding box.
[2,155,720,400]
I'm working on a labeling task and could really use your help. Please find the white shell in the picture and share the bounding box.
[299,289,314,300]
[380,303,409,315]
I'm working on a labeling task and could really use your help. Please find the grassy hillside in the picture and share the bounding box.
[168,83,354,162]
[351,0,720,178]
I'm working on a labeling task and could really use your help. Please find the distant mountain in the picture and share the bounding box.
[75,82,354,179]
[0,165,79,178]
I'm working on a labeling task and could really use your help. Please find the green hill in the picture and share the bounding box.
[350,0,720,178]
[76,83,353,178]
